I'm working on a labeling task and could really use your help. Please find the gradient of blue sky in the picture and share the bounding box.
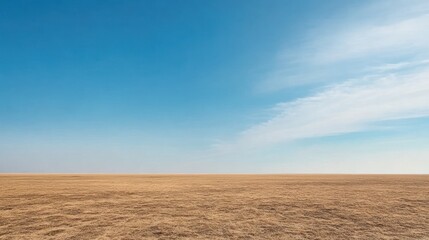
[1,0,429,173]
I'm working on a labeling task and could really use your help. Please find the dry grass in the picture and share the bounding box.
[0,174,428,239]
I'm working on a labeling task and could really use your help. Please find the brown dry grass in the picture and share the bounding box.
[0,174,428,239]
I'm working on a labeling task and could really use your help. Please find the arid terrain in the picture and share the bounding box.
[0,174,428,239]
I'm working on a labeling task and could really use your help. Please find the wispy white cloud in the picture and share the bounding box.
[223,0,429,152]
[220,69,429,151]
[312,14,429,64]
[367,59,429,73]
[258,0,429,91]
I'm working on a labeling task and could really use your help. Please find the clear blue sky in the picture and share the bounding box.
[1,0,429,173]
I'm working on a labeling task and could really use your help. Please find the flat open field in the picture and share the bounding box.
[0,175,428,239]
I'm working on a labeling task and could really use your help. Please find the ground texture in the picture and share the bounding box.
[0,174,428,239]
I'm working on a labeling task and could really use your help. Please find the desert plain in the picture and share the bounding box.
[0,174,428,239]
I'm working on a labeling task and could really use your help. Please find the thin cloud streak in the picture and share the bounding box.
[367,60,429,73]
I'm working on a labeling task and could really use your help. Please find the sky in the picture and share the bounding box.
[1,0,429,173]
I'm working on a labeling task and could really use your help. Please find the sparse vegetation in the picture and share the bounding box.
[1,174,428,239]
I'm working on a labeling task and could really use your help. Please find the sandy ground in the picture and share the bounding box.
[0,174,428,239]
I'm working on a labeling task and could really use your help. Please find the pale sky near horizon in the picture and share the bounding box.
[1,0,429,173]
